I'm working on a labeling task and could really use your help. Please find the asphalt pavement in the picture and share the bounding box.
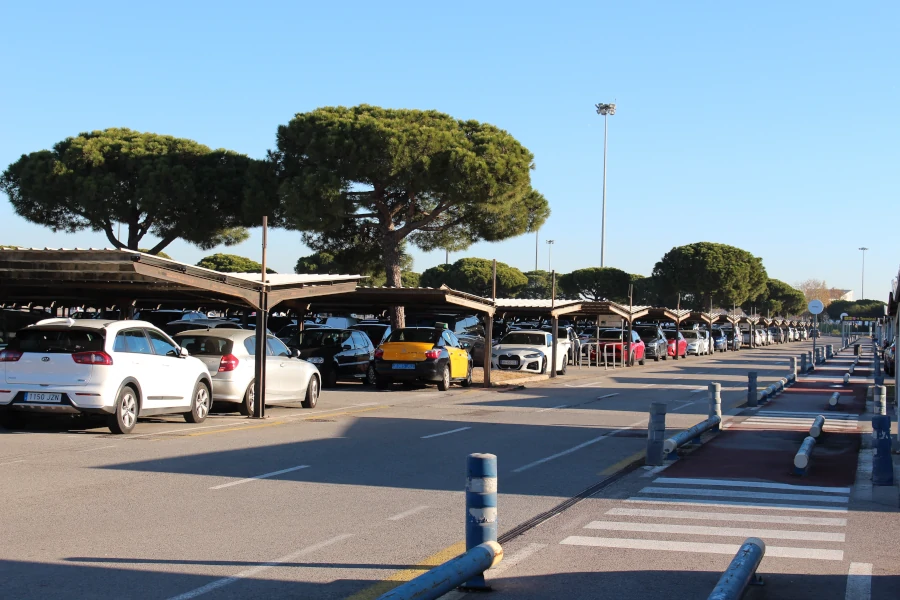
[1,337,894,599]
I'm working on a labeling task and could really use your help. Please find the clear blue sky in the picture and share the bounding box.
[2,1,897,300]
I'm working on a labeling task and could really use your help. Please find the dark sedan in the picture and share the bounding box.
[634,325,667,361]
[286,328,375,387]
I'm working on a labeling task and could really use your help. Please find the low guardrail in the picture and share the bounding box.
[706,537,766,600]
[794,436,816,476]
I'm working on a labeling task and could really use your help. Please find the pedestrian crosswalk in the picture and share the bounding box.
[560,477,849,561]
[724,410,859,433]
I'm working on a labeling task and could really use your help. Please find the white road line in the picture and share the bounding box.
[486,542,547,575]
[421,427,471,439]
[583,520,845,542]
[625,497,847,513]
[537,404,569,413]
[747,417,858,423]
[690,388,706,394]
[673,401,696,410]
[845,562,873,600]
[76,445,117,453]
[512,418,645,473]
[597,393,619,399]
[641,465,669,478]
[642,384,656,388]
[165,534,353,600]
[559,536,843,560]
[605,508,847,526]
[565,379,606,388]
[759,411,856,417]
[0,459,25,466]
[653,477,851,494]
[387,505,429,521]
[209,465,310,490]
[639,486,849,504]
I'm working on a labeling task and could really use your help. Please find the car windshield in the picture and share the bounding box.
[10,328,105,353]
[352,325,388,342]
[294,329,347,349]
[598,330,623,340]
[635,328,659,339]
[174,335,234,356]
[500,332,547,346]
[682,331,699,339]
[664,331,679,340]
[385,328,439,343]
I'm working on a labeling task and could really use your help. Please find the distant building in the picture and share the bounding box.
[829,289,854,302]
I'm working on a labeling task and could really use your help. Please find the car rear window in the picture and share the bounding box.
[10,328,105,353]
[174,335,234,356]
[386,328,439,344]
[500,332,548,346]
[598,330,624,340]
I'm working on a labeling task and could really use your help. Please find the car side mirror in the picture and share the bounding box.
[460,342,471,349]
[178,347,189,358]
[290,348,300,359]
[342,344,352,351]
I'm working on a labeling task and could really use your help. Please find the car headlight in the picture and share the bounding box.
[525,352,542,358]
[307,357,324,364]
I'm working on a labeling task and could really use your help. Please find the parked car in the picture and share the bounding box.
[374,327,473,390]
[724,329,742,351]
[634,325,668,361]
[492,330,569,374]
[285,328,375,387]
[350,322,392,347]
[0,318,212,434]
[407,314,486,365]
[174,329,320,414]
[682,330,710,356]
[275,322,323,343]
[163,319,243,336]
[884,342,895,376]
[133,310,206,329]
[664,330,688,358]
[710,329,729,352]
[589,329,646,366]
[540,324,581,364]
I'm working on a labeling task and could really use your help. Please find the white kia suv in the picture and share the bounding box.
[0,318,213,434]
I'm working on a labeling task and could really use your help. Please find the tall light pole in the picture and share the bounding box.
[546,240,555,272]
[595,102,616,267]
[535,230,539,272]
[859,247,869,300]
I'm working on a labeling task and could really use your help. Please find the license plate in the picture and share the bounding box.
[25,392,62,403]
[500,360,518,366]
[392,363,416,370]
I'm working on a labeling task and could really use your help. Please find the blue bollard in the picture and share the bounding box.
[872,416,894,486]
[463,453,497,590]
[376,542,503,600]
[706,537,766,600]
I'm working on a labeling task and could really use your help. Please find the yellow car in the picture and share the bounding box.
[373,327,473,390]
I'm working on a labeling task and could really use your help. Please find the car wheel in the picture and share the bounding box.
[654,354,660,362]
[323,366,338,388]
[375,375,391,390]
[639,354,646,366]
[559,360,567,375]
[239,382,254,416]
[363,364,377,386]
[437,366,450,391]
[184,382,211,424]
[540,357,548,374]
[461,364,473,387]
[301,375,319,408]
[108,386,138,434]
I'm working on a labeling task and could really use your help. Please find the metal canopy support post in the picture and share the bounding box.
[483,260,497,389]
[252,217,269,420]
[550,271,558,378]
[626,284,634,367]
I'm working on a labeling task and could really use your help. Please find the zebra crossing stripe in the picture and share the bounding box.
[652,478,851,494]
[624,497,848,513]
[639,487,850,503]
[605,507,847,526]
[758,411,857,418]
[559,536,844,560]
[583,520,845,542]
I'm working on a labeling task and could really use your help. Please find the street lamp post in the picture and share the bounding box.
[535,230,539,272]
[595,102,616,267]
[546,240,555,272]
[859,247,869,300]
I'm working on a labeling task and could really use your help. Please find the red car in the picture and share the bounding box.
[589,329,646,366]
[664,330,688,358]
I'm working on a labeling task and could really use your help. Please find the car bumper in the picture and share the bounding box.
[209,376,248,403]
[491,356,543,373]
[0,385,115,415]
[375,359,444,382]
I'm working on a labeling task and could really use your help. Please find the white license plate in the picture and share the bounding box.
[25,392,62,403]
[392,363,416,370]
[499,360,518,366]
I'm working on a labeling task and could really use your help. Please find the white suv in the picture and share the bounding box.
[0,318,213,434]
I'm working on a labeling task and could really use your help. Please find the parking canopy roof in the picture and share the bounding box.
[301,285,496,316]
[0,248,365,310]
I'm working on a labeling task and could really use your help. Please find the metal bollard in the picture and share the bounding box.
[464,453,497,590]
[855,344,861,356]
[875,385,887,416]
[646,403,667,466]
[872,415,894,486]
[709,383,722,431]
[790,357,797,378]
[706,537,766,600]
[807,351,814,371]
[377,542,503,600]
[827,344,834,359]
[800,353,807,374]
[794,436,816,476]
[829,392,840,409]
[810,415,826,438]
[747,372,758,407]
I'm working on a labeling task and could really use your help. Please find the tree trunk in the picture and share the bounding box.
[382,235,405,329]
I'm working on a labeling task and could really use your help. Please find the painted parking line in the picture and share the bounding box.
[536,404,569,413]
[209,465,310,490]
[387,506,429,521]
[487,542,547,576]
[597,393,619,399]
[165,534,353,600]
[583,520,845,542]
[513,418,645,473]
[421,427,471,439]
[559,536,844,560]
[845,562,873,600]
[76,445,117,453]
[345,541,467,600]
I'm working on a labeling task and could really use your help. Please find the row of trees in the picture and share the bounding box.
[1,106,551,326]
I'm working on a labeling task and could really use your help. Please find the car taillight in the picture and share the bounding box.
[425,349,442,360]
[0,350,22,362]
[72,351,113,365]
[218,354,239,372]
[374,348,384,360]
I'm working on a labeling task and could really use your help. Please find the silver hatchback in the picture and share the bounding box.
[174,329,320,415]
